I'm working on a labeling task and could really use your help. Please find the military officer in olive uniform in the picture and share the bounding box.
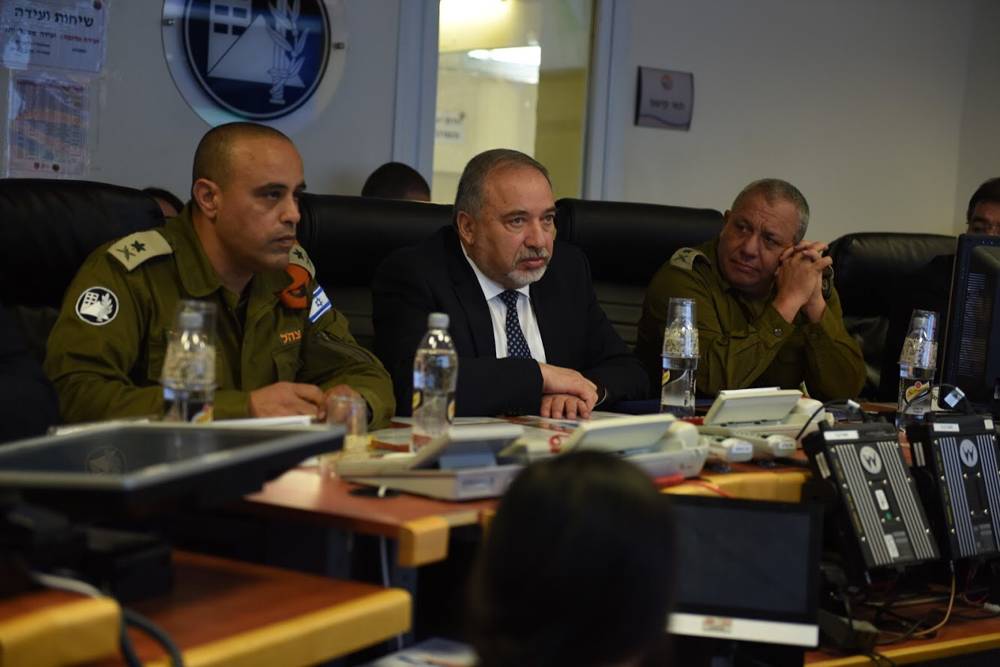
[635,178,865,401]
[45,122,394,426]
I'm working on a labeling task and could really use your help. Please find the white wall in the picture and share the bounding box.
[612,0,977,242]
[954,0,1000,233]
[3,1,407,200]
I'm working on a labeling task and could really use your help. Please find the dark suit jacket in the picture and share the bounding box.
[372,226,649,416]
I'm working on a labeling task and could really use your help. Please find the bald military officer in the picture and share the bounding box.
[635,178,864,401]
[45,122,394,425]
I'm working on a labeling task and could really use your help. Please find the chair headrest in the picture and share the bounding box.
[297,193,453,287]
[555,198,724,284]
[0,179,164,308]
[829,232,956,317]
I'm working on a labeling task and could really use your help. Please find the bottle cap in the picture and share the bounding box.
[428,312,449,329]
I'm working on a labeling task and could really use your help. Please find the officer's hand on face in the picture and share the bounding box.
[538,363,598,407]
[249,382,326,419]
[540,393,592,420]
[772,243,832,323]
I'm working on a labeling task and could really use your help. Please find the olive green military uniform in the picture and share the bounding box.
[635,238,865,400]
[44,207,395,426]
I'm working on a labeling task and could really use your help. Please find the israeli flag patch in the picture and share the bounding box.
[309,285,332,323]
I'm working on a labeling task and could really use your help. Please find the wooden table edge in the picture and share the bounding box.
[807,630,1000,666]
[0,595,120,666]
[141,587,411,667]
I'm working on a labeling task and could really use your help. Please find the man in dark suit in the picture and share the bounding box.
[373,149,648,419]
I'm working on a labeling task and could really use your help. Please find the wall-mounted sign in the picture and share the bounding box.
[0,0,108,73]
[162,0,346,128]
[435,110,464,143]
[634,66,693,131]
[5,70,90,177]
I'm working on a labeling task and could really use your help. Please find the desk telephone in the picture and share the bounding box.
[698,387,828,460]
[500,413,708,479]
[338,416,709,499]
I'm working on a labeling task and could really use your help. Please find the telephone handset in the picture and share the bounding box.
[699,388,829,459]
[561,413,700,455]
[559,414,708,479]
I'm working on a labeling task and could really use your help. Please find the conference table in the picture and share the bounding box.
[805,605,1000,665]
[241,455,1000,666]
[0,551,410,667]
[240,458,811,571]
[242,468,497,568]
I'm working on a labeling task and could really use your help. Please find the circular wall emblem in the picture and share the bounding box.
[162,0,346,129]
[75,287,119,326]
[859,445,883,475]
[959,439,979,468]
[182,0,330,120]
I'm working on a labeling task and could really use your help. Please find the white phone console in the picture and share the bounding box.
[699,387,829,459]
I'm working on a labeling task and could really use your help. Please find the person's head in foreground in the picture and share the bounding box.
[469,451,675,667]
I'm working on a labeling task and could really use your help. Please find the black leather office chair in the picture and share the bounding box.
[0,179,166,359]
[828,232,956,400]
[555,198,724,347]
[296,194,453,351]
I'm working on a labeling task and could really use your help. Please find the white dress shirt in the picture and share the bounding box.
[462,245,547,362]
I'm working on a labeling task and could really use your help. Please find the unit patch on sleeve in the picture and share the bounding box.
[75,287,119,325]
[309,285,332,323]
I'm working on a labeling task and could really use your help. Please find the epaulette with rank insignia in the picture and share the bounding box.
[288,245,315,278]
[669,247,706,271]
[107,230,173,271]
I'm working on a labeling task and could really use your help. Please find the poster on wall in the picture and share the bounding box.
[4,70,90,177]
[634,66,693,130]
[0,0,108,73]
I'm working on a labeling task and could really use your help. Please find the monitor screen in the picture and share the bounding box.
[667,495,822,647]
[0,423,341,517]
[941,234,1000,412]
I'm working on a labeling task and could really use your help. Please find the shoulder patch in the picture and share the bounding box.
[75,286,119,325]
[288,245,315,278]
[669,247,707,271]
[107,230,172,271]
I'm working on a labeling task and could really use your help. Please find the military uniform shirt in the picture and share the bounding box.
[44,207,395,426]
[635,238,866,400]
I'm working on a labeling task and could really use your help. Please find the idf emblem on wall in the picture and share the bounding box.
[181,0,331,120]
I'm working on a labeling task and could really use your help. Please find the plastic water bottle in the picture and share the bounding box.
[162,300,217,423]
[412,312,458,449]
[661,297,699,417]
[896,309,937,428]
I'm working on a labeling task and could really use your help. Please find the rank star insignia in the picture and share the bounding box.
[117,246,134,260]
[131,240,146,253]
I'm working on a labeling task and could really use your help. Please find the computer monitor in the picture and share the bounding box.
[941,234,1000,413]
[667,495,822,648]
[0,423,341,518]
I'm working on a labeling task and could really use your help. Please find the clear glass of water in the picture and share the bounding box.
[319,394,369,478]
[661,297,699,417]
